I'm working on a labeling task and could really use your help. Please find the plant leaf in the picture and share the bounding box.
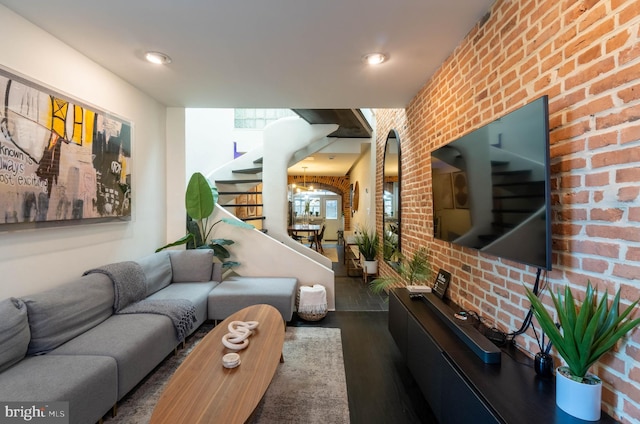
[155,233,194,252]
[185,172,214,220]
[220,217,254,229]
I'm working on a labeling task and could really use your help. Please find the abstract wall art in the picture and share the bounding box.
[0,67,132,229]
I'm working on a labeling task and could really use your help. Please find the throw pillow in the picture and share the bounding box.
[0,298,30,372]
[170,249,214,282]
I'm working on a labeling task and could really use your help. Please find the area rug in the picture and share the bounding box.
[103,325,349,424]
[322,246,339,263]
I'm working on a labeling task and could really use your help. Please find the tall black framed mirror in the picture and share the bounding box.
[383,129,401,264]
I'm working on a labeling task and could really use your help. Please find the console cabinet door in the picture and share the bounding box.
[388,291,408,359]
[440,357,500,423]
[407,315,444,421]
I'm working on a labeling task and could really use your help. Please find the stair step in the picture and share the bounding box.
[492,170,530,176]
[240,216,266,222]
[493,180,544,188]
[492,208,537,213]
[232,167,263,174]
[222,204,263,208]
[218,191,263,196]
[253,157,263,164]
[493,194,544,200]
[215,179,262,184]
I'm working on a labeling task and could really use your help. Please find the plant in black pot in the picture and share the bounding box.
[157,172,253,269]
[525,281,640,421]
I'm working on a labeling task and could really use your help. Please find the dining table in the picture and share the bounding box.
[288,224,322,251]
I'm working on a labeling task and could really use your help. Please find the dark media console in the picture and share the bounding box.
[389,288,616,424]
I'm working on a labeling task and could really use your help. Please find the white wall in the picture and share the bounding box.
[185,108,264,178]
[0,5,167,299]
[350,143,376,230]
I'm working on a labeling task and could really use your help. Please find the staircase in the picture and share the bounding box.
[204,117,345,311]
[215,157,266,228]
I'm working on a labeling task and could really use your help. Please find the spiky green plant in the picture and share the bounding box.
[370,247,431,294]
[525,281,640,381]
[354,225,380,261]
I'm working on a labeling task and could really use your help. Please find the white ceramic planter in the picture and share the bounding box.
[363,260,378,275]
[556,366,602,421]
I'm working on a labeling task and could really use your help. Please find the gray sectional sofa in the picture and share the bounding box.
[0,249,297,424]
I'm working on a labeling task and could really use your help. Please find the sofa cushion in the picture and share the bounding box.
[208,276,298,321]
[136,251,173,296]
[51,314,178,399]
[148,281,219,333]
[169,249,214,282]
[22,273,114,355]
[0,354,117,424]
[0,298,30,372]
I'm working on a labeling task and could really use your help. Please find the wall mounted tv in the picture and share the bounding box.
[431,95,551,270]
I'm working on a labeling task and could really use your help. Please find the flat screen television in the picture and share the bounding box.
[431,96,551,270]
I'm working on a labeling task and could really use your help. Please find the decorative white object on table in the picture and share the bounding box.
[406,285,432,294]
[222,352,241,369]
[221,321,260,351]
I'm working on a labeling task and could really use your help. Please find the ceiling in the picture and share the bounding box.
[0,0,494,109]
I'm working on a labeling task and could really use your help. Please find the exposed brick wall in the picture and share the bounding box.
[375,1,640,421]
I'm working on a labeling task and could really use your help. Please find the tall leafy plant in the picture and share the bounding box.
[525,281,640,382]
[156,172,253,267]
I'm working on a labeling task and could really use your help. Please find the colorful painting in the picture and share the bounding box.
[0,68,132,228]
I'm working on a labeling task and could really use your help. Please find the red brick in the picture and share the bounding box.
[591,62,640,95]
[583,258,609,273]
[585,171,610,186]
[618,186,640,202]
[629,207,640,222]
[613,263,640,280]
[620,124,640,144]
[577,45,602,65]
[562,190,590,204]
[605,28,630,54]
[570,240,620,258]
[616,167,640,183]
[587,225,640,242]
[592,146,640,168]
[619,0,640,25]
[626,247,640,261]
[618,83,640,104]
[588,131,618,150]
[591,208,624,222]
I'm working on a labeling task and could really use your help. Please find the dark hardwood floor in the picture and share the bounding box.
[288,244,436,424]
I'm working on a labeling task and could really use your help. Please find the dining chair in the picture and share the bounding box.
[308,224,325,253]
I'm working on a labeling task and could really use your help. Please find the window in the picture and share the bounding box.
[234,109,295,129]
[325,199,338,219]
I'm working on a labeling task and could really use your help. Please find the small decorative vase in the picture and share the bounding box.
[533,352,554,378]
[556,366,602,421]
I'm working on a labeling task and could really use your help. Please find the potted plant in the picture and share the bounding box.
[370,247,431,294]
[525,281,640,421]
[157,172,253,269]
[353,225,380,275]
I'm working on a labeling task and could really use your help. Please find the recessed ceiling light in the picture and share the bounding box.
[363,53,387,65]
[145,51,172,65]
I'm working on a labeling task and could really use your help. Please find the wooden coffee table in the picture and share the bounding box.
[150,304,285,424]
